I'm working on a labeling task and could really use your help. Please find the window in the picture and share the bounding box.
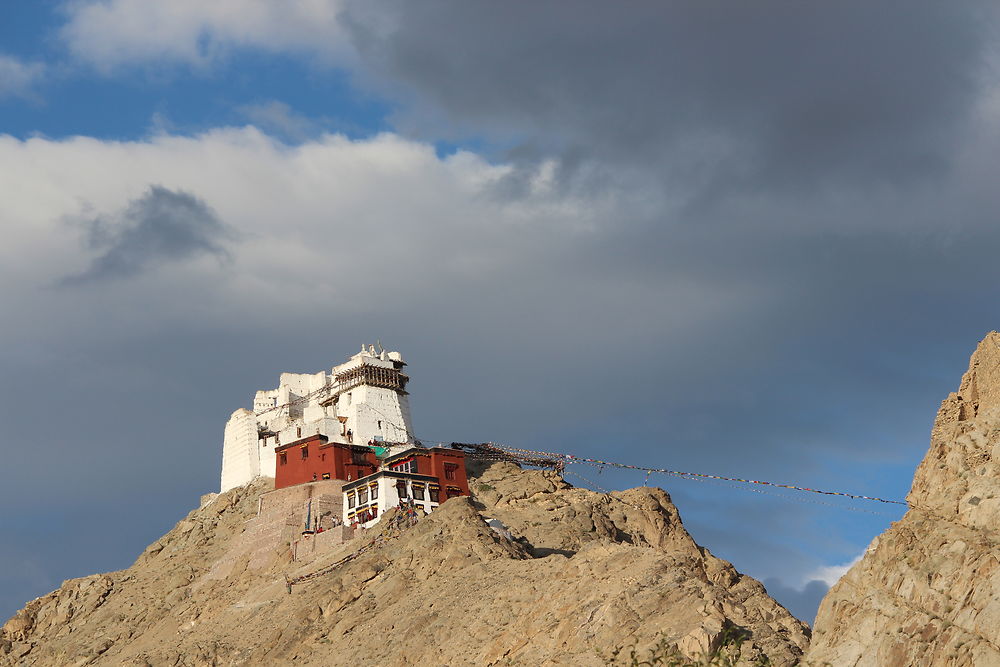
[396,480,408,499]
[444,463,458,480]
[321,453,325,461]
[447,486,462,499]
[347,492,356,509]
[296,427,302,437]
[412,484,425,501]
[352,449,368,465]
[358,487,369,504]
[377,420,382,430]
[429,487,440,503]
[301,446,309,460]
[370,484,378,499]
[321,473,331,480]
[391,459,417,474]
[279,452,287,465]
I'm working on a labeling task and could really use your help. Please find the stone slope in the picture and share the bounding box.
[2,463,809,666]
[807,332,1000,666]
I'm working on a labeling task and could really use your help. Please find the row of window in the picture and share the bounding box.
[351,505,378,524]
[277,450,316,464]
[347,483,379,508]
[345,481,442,508]
[391,458,418,474]
[387,459,458,481]
[397,481,439,502]
[276,448,343,466]
[347,486,464,526]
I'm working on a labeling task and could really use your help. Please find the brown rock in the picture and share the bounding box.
[807,332,1000,666]
[3,458,809,666]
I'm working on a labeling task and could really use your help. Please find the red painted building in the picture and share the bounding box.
[382,447,471,498]
[274,434,378,489]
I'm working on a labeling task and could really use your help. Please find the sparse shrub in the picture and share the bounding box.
[602,625,771,667]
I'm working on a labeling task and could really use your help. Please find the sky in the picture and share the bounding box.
[1,0,999,626]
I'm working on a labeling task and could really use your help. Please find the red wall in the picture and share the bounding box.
[427,449,470,499]
[275,435,378,489]
[385,448,471,500]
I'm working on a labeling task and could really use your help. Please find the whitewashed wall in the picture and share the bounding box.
[220,408,259,492]
[219,346,415,492]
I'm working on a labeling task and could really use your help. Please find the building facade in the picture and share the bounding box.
[273,434,379,489]
[342,447,470,528]
[220,344,414,492]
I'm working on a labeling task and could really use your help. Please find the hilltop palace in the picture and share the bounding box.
[221,343,415,493]
[219,344,470,537]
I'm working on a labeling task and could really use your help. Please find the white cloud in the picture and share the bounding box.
[237,100,320,141]
[802,554,862,588]
[0,54,45,99]
[60,0,350,71]
[0,123,755,374]
[0,129,575,332]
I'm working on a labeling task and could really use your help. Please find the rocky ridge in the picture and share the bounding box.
[2,462,809,666]
[806,332,1000,666]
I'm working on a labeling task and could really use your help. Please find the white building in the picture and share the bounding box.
[220,343,415,492]
[341,446,471,528]
[343,470,441,528]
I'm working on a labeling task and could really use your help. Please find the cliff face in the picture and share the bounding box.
[807,332,1000,666]
[1,462,809,666]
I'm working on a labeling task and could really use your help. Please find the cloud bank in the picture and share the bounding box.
[60,0,350,71]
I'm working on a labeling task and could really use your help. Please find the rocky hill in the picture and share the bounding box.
[806,332,1000,666]
[2,461,809,666]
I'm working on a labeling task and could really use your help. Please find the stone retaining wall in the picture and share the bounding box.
[200,480,348,582]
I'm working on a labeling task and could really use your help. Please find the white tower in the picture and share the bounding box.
[219,344,414,492]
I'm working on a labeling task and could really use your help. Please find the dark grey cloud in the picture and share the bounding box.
[323,3,1000,620]
[342,1,993,195]
[62,185,231,284]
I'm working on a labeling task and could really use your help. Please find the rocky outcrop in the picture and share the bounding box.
[807,332,1000,666]
[2,462,809,666]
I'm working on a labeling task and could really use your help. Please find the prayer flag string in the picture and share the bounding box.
[458,442,909,507]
